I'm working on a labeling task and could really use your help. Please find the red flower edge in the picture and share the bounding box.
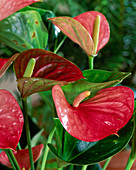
[0,144,44,170]
[52,85,134,142]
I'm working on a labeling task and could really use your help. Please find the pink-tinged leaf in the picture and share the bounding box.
[0,144,44,169]
[0,90,24,150]
[0,53,19,78]
[48,17,94,56]
[74,11,110,54]
[52,85,134,142]
[17,77,71,98]
[14,49,84,97]
[0,0,41,21]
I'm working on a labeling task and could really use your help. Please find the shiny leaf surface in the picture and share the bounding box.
[0,144,43,169]
[52,85,134,141]
[0,90,24,150]
[83,69,130,83]
[62,79,120,105]
[0,11,48,52]
[74,11,110,54]
[48,17,94,56]
[48,118,134,167]
[0,0,41,21]
[14,49,84,97]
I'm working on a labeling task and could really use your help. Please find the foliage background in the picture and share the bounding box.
[0,0,136,169]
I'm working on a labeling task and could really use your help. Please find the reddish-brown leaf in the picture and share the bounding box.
[74,11,110,54]
[48,17,94,56]
[0,90,24,150]
[14,49,84,97]
[52,85,134,142]
[0,0,41,21]
[0,53,19,78]
[0,144,44,170]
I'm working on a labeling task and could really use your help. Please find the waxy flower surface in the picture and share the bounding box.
[0,0,41,21]
[49,11,110,56]
[52,85,134,142]
[0,90,24,150]
[0,144,43,169]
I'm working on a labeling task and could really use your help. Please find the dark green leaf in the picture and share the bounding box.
[0,11,48,52]
[48,117,134,167]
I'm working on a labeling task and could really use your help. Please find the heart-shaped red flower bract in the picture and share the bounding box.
[49,11,110,56]
[0,144,44,170]
[0,90,24,150]
[52,85,134,142]
[0,0,41,21]
[74,11,110,54]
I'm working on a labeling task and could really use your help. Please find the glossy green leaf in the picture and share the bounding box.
[83,69,130,83]
[62,69,130,104]
[48,118,134,167]
[0,11,48,52]
[62,79,120,104]
[49,17,94,56]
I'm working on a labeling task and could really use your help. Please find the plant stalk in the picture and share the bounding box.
[125,111,136,170]
[41,127,56,170]
[54,36,67,54]
[102,157,112,170]
[81,165,88,170]
[89,57,94,70]
[6,149,20,170]
[22,98,35,170]
[5,150,17,170]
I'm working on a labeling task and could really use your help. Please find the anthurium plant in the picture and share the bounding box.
[0,1,136,170]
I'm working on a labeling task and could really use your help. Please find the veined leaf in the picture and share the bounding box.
[48,17,94,56]
[0,144,43,169]
[52,85,134,142]
[83,69,130,83]
[48,118,134,167]
[0,90,24,150]
[0,11,48,52]
[14,49,84,97]
[74,11,110,54]
[0,53,19,78]
[0,0,41,21]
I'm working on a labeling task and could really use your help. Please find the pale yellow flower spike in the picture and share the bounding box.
[73,91,91,107]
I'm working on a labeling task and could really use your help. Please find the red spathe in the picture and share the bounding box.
[52,85,134,142]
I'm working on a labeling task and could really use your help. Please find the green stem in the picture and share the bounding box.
[17,142,21,150]
[125,156,135,170]
[81,165,88,170]
[5,150,16,170]
[89,57,94,70]
[102,157,112,170]
[41,127,56,170]
[69,165,74,170]
[125,111,136,170]
[54,36,67,54]
[6,149,20,170]
[22,98,35,170]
